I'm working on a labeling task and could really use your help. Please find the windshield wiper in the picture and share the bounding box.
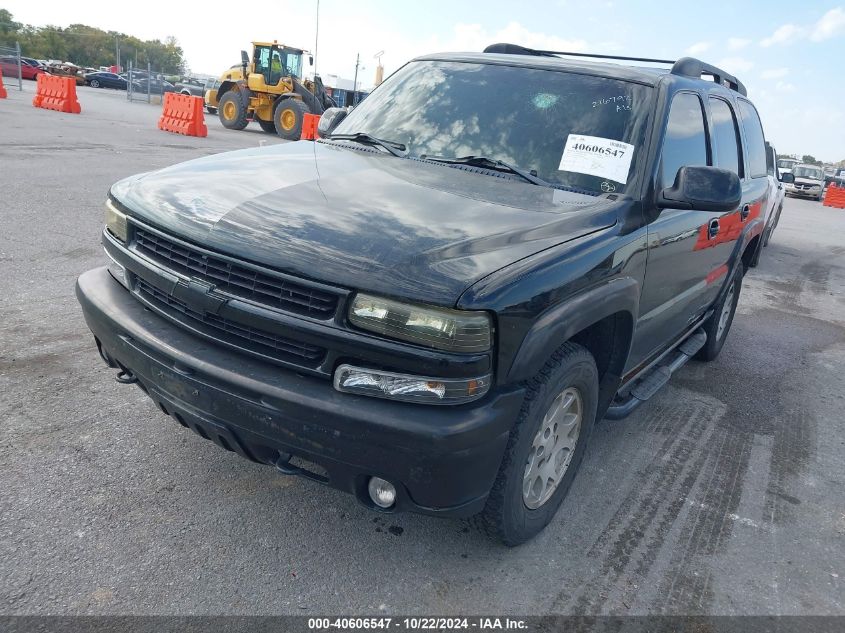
[421,155,550,187]
[328,132,407,158]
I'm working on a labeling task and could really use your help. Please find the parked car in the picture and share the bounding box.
[20,56,46,70]
[44,63,86,85]
[84,72,129,90]
[130,77,176,94]
[77,45,772,545]
[203,77,221,114]
[175,78,205,97]
[761,143,792,248]
[776,157,799,175]
[0,56,47,80]
[823,166,845,187]
[785,164,825,201]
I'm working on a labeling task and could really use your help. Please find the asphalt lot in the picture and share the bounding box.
[1,82,844,616]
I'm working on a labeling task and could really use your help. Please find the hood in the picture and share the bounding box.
[112,141,619,305]
[793,177,823,185]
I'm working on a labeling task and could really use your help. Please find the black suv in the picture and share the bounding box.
[77,44,773,545]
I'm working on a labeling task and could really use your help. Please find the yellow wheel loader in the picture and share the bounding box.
[209,41,336,140]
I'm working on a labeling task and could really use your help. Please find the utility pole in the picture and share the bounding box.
[115,36,120,71]
[314,0,319,76]
[352,52,360,106]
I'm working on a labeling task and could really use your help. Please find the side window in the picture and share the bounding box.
[660,92,708,189]
[709,98,742,177]
[256,47,270,73]
[737,100,767,178]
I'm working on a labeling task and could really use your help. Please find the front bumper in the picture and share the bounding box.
[785,186,822,199]
[76,267,524,517]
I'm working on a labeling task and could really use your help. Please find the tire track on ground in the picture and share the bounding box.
[553,395,726,614]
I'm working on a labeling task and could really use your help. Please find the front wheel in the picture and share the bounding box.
[696,266,742,362]
[273,99,309,140]
[476,342,598,546]
[218,92,249,130]
[89,79,100,88]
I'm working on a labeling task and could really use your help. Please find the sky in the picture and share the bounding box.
[4,0,845,161]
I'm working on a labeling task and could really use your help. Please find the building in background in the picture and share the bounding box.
[322,74,369,107]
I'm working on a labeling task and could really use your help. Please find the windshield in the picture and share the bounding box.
[281,48,303,78]
[777,159,797,169]
[793,166,823,180]
[333,60,653,194]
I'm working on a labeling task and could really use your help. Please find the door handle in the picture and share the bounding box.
[708,218,720,239]
[740,204,751,220]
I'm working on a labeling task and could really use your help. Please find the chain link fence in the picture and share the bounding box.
[0,42,24,90]
[125,61,174,104]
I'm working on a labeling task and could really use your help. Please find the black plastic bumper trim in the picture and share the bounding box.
[76,267,525,517]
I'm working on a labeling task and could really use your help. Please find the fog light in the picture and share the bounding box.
[368,477,397,508]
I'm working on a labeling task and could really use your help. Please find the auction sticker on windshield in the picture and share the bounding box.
[558,134,635,184]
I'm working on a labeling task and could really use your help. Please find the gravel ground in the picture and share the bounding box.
[1,82,844,615]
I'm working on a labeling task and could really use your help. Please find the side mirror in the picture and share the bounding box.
[780,172,795,184]
[657,166,741,212]
[240,50,250,66]
[309,55,314,66]
[317,107,348,138]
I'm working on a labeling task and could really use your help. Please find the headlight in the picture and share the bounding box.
[105,198,128,242]
[348,293,492,353]
[810,185,821,190]
[334,364,490,404]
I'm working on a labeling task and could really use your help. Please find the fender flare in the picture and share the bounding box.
[217,81,252,107]
[271,93,299,106]
[506,277,640,383]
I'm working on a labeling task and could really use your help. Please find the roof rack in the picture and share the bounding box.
[482,43,747,96]
[483,43,675,65]
[670,57,747,96]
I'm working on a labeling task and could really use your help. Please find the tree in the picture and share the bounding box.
[0,9,21,39]
[0,10,185,73]
[801,154,822,166]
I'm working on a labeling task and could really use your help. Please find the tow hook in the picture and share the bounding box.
[115,369,138,385]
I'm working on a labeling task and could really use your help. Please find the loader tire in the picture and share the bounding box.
[218,92,249,131]
[274,99,308,140]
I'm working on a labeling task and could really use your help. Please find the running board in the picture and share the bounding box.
[605,329,707,420]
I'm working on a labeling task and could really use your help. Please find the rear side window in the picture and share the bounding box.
[709,98,742,177]
[737,100,767,178]
[660,92,708,189]
[765,144,776,176]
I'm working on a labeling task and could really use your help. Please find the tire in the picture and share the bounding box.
[206,106,217,115]
[695,266,742,362]
[274,99,309,140]
[257,118,277,133]
[218,92,249,130]
[90,79,100,88]
[475,342,598,546]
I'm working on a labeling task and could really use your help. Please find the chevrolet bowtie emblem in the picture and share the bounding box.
[171,279,227,315]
